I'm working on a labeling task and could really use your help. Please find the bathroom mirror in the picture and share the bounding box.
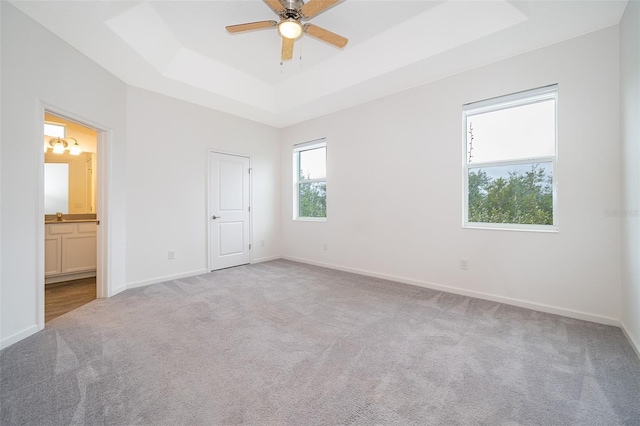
[44,163,69,213]
[44,151,95,214]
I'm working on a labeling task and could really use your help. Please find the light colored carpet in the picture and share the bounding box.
[1,259,639,425]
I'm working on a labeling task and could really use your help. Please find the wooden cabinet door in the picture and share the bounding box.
[61,223,97,274]
[44,235,62,276]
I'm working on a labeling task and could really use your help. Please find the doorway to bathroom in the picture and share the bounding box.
[43,112,99,322]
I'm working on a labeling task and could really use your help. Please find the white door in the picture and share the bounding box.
[209,152,251,270]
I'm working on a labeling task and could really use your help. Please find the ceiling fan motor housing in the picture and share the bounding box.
[282,0,304,11]
[281,0,305,19]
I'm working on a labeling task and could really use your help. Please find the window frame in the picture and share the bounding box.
[293,138,327,221]
[462,85,558,232]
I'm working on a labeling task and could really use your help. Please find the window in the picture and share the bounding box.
[44,122,65,138]
[463,85,557,230]
[294,139,326,220]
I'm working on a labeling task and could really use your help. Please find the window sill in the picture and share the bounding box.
[463,223,558,233]
[294,217,326,223]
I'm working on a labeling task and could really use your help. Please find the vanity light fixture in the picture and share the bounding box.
[48,137,82,155]
[50,137,67,154]
[69,140,82,156]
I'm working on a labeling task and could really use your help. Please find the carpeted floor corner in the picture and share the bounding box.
[2,259,639,425]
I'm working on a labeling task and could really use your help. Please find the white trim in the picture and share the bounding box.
[96,131,115,297]
[467,156,556,169]
[206,150,212,272]
[292,151,297,219]
[252,255,282,264]
[38,103,115,323]
[249,156,253,266]
[110,284,127,295]
[298,177,326,184]
[36,103,46,331]
[463,84,558,114]
[621,321,640,360]
[282,255,621,327]
[294,217,327,223]
[463,223,559,233]
[126,269,209,290]
[293,138,326,152]
[0,325,39,350]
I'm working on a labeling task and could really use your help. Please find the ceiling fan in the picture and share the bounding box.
[226,0,348,61]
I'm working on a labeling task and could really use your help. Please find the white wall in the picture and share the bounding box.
[281,26,622,324]
[0,0,4,349]
[620,0,640,356]
[0,0,630,350]
[0,2,128,348]
[0,3,281,348]
[125,87,281,287]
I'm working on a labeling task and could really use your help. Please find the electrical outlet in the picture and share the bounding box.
[168,251,175,260]
[460,259,468,270]
[261,240,265,247]
[323,243,328,251]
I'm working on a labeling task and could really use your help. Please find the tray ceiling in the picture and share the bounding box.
[10,0,628,127]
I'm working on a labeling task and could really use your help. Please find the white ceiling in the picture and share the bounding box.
[11,0,628,127]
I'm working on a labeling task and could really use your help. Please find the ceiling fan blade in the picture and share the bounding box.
[264,0,285,14]
[303,24,348,48]
[281,37,294,60]
[226,20,277,33]
[300,0,340,19]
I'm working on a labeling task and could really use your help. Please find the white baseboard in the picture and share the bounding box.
[252,255,282,264]
[109,285,127,297]
[126,269,208,290]
[621,321,640,360]
[125,259,284,290]
[282,256,621,327]
[0,324,40,350]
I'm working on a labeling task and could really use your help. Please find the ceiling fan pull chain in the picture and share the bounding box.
[299,37,303,64]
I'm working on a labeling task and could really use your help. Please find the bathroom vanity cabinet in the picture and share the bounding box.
[45,221,97,283]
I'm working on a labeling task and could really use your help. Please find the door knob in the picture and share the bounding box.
[212,215,222,219]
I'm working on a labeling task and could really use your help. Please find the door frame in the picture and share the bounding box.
[207,149,253,272]
[37,102,113,328]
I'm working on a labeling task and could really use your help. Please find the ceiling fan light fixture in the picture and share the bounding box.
[278,19,302,39]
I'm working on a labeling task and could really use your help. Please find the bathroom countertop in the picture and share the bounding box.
[44,213,97,223]
[45,219,98,224]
